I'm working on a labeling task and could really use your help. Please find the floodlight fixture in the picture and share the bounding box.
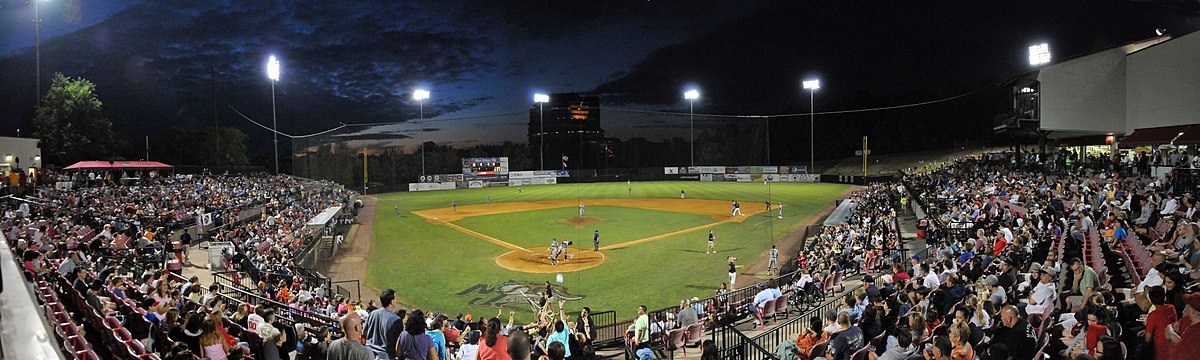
[802,79,820,90]
[684,89,700,100]
[267,55,280,81]
[534,94,550,103]
[413,89,430,100]
[1029,43,1051,65]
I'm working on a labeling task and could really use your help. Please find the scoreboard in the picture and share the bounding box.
[462,157,509,181]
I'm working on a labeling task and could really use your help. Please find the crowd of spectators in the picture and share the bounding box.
[769,151,1199,360]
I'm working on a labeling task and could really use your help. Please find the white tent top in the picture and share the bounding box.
[306,206,342,226]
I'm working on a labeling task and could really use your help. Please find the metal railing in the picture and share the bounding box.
[712,322,779,360]
[590,310,624,346]
[753,284,863,358]
[333,279,361,302]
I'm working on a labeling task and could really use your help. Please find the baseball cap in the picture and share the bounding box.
[1039,267,1058,280]
[911,255,921,261]
[1184,293,1200,311]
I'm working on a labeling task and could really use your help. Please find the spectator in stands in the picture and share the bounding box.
[200,319,231,360]
[397,309,438,360]
[364,289,404,359]
[478,316,511,360]
[677,299,698,328]
[1142,286,1176,360]
[458,330,481,360]
[179,312,205,355]
[701,339,718,360]
[877,329,916,360]
[827,311,863,360]
[505,330,530,360]
[631,305,650,348]
[426,317,448,360]
[925,335,952,360]
[1066,257,1099,312]
[258,309,286,360]
[545,342,565,360]
[575,307,595,354]
[329,312,374,360]
[1020,267,1057,317]
[991,306,1036,360]
[948,322,974,360]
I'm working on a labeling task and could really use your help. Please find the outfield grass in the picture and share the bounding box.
[452,205,717,249]
[369,181,849,321]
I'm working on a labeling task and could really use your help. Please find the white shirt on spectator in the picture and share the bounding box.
[1026,281,1056,315]
[1136,267,1163,293]
[923,272,941,289]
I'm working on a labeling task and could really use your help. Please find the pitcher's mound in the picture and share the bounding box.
[495,247,606,273]
[558,216,603,227]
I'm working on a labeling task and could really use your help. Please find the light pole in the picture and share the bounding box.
[33,0,46,101]
[684,89,699,167]
[803,79,820,173]
[534,93,549,170]
[413,89,430,176]
[267,55,281,174]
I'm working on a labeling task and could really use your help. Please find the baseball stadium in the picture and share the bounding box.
[3,3,1200,360]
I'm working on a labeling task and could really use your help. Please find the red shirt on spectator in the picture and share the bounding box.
[993,237,1008,256]
[477,334,510,360]
[1147,304,1178,360]
[1172,318,1200,360]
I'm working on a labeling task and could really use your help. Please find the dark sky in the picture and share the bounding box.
[2,0,1198,151]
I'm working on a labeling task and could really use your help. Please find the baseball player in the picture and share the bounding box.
[764,200,771,212]
[680,189,686,199]
[549,237,560,265]
[451,200,457,212]
[768,244,779,275]
[732,201,743,216]
[777,202,783,219]
[707,230,716,254]
[593,229,600,251]
[727,257,739,286]
[627,180,632,196]
[578,203,585,218]
[558,240,568,261]
[394,204,400,216]
[487,195,491,204]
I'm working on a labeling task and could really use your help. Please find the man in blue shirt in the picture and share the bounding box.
[363,289,403,359]
[544,301,572,358]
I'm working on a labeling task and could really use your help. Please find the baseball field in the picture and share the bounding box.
[368,181,849,320]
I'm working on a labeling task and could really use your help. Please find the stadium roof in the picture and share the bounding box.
[63,160,173,170]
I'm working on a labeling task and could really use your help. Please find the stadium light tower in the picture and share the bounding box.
[1029,43,1051,65]
[33,0,48,102]
[266,55,281,174]
[534,93,550,170]
[802,79,820,172]
[413,89,431,176]
[684,89,700,167]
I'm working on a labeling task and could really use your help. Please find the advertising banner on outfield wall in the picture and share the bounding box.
[764,166,779,174]
[509,170,560,179]
[408,182,456,191]
[508,177,557,186]
[700,174,714,182]
[788,166,809,174]
[664,167,680,175]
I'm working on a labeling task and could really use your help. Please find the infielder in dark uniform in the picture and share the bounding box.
[593,229,600,251]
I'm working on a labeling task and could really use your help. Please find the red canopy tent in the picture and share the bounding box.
[62,161,173,170]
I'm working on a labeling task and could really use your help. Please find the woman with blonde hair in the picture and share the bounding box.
[948,322,975,360]
[199,319,231,360]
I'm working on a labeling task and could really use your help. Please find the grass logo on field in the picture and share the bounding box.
[457,280,585,309]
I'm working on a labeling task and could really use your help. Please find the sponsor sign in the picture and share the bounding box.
[664,167,680,175]
[679,175,700,180]
[509,170,560,179]
[763,166,779,174]
[408,182,456,191]
[700,174,713,182]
